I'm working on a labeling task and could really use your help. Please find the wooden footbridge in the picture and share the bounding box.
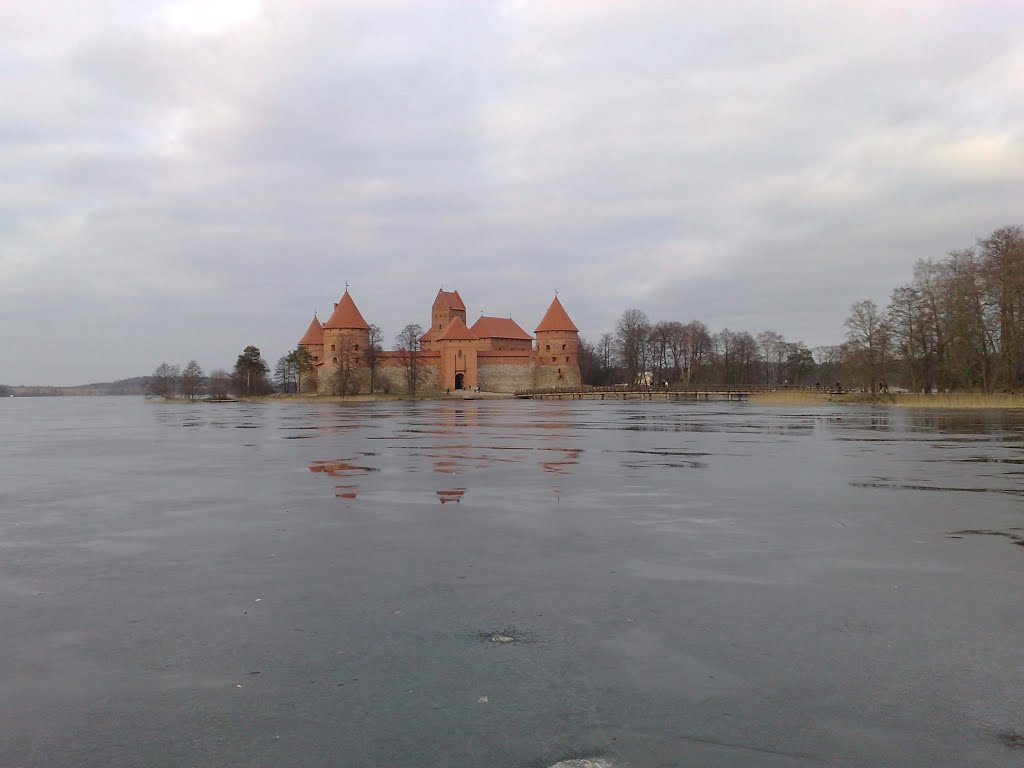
[514,385,755,401]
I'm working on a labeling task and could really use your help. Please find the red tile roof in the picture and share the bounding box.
[535,296,578,333]
[298,315,323,345]
[470,316,533,340]
[435,315,478,341]
[323,290,370,330]
[435,289,466,311]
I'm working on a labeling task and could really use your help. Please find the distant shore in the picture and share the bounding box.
[751,390,1024,409]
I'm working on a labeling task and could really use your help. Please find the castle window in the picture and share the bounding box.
[552,356,556,362]
[457,349,462,358]
[562,344,566,350]
[566,356,570,362]
[354,344,359,350]
[355,357,359,364]
[333,357,338,363]
[545,344,550,351]
[331,344,336,352]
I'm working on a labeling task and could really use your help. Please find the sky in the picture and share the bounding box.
[2,0,1022,385]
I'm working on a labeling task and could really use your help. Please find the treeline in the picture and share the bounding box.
[149,324,428,400]
[2,378,150,397]
[578,313,824,390]
[580,224,1023,393]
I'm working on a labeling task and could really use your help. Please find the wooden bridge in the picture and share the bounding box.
[514,385,755,401]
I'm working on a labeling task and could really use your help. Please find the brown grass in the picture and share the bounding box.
[750,390,1024,409]
[886,392,1024,409]
[749,390,835,405]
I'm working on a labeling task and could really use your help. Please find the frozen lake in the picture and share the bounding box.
[2,397,1024,767]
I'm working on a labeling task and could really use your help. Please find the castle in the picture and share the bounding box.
[296,289,581,394]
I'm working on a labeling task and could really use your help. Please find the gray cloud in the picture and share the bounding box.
[1,0,1022,384]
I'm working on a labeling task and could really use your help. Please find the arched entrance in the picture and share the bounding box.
[454,373,465,390]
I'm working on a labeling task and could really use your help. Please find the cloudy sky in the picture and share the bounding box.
[2,0,1022,384]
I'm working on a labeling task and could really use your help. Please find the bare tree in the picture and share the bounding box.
[578,338,601,385]
[395,323,425,397]
[328,335,362,395]
[147,362,180,399]
[615,309,651,385]
[845,300,892,392]
[180,360,204,400]
[366,324,383,393]
[291,347,315,392]
[207,369,231,399]
[978,225,1024,389]
[679,321,712,386]
[598,332,616,385]
[757,330,786,388]
[274,354,297,393]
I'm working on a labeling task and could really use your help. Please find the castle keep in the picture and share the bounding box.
[297,289,581,394]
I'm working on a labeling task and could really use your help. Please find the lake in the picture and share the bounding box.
[2,397,1024,767]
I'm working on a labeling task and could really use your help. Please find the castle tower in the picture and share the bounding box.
[320,289,371,394]
[422,289,467,351]
[297,314,324,364]
[534,295,581,387]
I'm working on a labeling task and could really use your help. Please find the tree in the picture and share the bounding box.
[146,362,180,399]
[615,309,651,385]
[274,354,297,393]
[845,300,892,392]
[180,360,204,400]
[597,332,616,385]
[784,342,815,386]
[327,335,363,395]
[757,330,786,388]
[578,338,601,386]
[679,321,712,386]
[232,346,271,396]
[293,347,315,393]
[207,369,231,399]
[978,225,1024,389]
[395,323,425,396]
[366,324,383,393]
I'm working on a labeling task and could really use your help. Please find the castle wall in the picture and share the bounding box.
[478,363,535,393]
[375,351,441,394]
[534,362,581,389]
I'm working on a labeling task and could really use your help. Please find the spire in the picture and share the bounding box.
[323,290,370,330]
[535,295,578,333]
[298,314,324,345]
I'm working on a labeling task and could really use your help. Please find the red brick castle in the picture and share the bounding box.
[296,288,581,394]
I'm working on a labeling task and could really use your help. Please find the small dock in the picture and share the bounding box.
[515,386,753,401]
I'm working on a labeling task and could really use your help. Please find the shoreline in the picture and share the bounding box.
[131,390,1024,409]
[750,390,1024,409]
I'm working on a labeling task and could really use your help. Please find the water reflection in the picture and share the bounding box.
[436,489,465,504]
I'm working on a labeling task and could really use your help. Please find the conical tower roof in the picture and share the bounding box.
[435,315,478,341]
[298,315,324,345]
[323,290,370,330]
[535,296,578,333]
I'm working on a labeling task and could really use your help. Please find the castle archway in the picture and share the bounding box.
[454,373,465,390]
